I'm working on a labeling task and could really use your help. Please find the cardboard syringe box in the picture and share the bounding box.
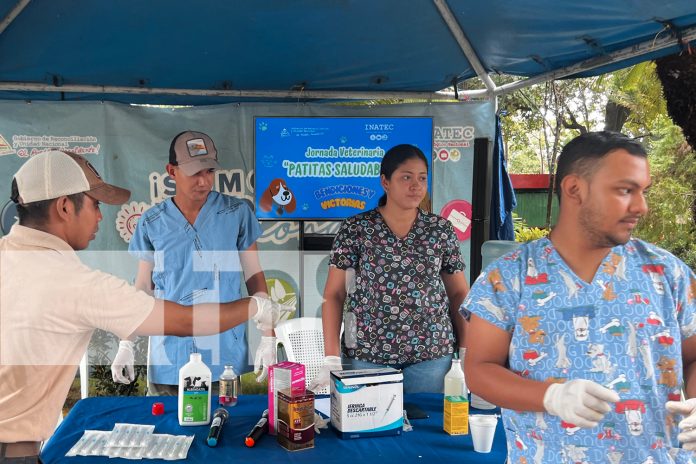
[330,367,403,439]
[268,361,305,435]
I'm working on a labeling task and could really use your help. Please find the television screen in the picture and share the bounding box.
[254,116,433,220]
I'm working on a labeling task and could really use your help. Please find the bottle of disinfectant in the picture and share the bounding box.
[444,356,467,397]
[178,352,212,426]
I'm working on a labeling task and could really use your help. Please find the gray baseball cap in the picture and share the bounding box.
[168,131,221,176]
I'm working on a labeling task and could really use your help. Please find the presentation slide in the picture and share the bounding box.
[254,116,433,220]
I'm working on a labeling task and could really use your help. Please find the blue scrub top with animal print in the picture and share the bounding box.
[463,237,696,464]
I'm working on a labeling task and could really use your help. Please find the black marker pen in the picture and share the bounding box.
[244,409,269,447]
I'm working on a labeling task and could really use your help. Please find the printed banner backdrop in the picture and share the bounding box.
[0,100,495,317]
[254,116,433,220]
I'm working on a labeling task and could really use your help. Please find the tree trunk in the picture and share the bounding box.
[604,101,631,133]
[655,52,696,224]
[655,53,696,149]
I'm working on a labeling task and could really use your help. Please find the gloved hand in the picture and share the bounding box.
[111,340,135,384]
[543,379,619,428]
[250,296,295,331]
[314,412,330,433]
[666,398,696,450]
[308,355,343,391]
[254,336,277,382]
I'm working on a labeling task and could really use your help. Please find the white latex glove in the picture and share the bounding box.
[111,340,135,384]
[308,355,343,391]
[250,296,295,331]
[666,398,696,450]
[254,336,277,382]
[314,412,330,433]
[543,379,620,428]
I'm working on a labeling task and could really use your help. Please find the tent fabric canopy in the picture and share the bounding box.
[0,0,695,105]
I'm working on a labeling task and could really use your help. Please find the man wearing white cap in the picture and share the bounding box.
[0,150,290,461]
[112,131,278,396]
[463,132,696,463]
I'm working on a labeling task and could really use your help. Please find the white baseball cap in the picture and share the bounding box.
[12,150,130,205]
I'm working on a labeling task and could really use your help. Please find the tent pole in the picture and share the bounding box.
[491,25,696,97]
[432,0,497,96]
[0,0,31,36]
[0,81,490,101]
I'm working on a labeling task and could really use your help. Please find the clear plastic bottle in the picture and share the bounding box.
[444,357,467,397]
[219,365,239,406]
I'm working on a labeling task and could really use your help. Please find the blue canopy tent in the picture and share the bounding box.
[0,0,694,104]
[0,0,694,271]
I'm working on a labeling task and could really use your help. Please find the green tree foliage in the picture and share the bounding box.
[634,118,696,269]
[609,63,696,269]
[87,331,148,396]
[513,213,550,242]
[498,64,696,268]
[605,62,667,135]
[498,77,609,226]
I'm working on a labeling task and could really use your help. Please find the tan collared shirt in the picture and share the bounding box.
[0,225,155,442]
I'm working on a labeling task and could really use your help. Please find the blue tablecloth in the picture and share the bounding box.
[42,394,507,463]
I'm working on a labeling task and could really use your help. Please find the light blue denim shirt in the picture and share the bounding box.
[129,191,262,383]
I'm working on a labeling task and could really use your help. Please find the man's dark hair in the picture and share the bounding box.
[168,131,187,165]
[554,131,648,202]
[11,178,86,226]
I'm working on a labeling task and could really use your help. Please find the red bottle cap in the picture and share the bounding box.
[245,437,255,447]
[152,402,165,415]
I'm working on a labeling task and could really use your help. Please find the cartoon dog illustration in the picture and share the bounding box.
[602,253,627,280]
[260,178,296,215]
[615,399,646,436]
[588,343,615,376]
[656,356,678,389]
[638,341,655,380]
[520,315,546,344]
[487,268,507,293]
[554,334,571,369]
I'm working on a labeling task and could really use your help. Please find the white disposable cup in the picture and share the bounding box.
[469,414,498,453]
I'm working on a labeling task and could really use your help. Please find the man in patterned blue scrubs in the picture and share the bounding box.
[463,131,696,463]
[112,131,273,394]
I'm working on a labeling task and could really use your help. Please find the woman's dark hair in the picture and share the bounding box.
[11,178,86,226]
[378,144,429,207]
[554,131,647,203]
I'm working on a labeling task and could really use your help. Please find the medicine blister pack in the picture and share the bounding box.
[65,424,194,460]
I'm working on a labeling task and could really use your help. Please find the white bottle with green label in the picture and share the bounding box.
[178,352,212,426]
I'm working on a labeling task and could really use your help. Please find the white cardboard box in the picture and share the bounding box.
[330,367,403,439]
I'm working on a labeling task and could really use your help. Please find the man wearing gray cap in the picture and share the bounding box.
[0,150,290,461]
[112,131,278,396]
